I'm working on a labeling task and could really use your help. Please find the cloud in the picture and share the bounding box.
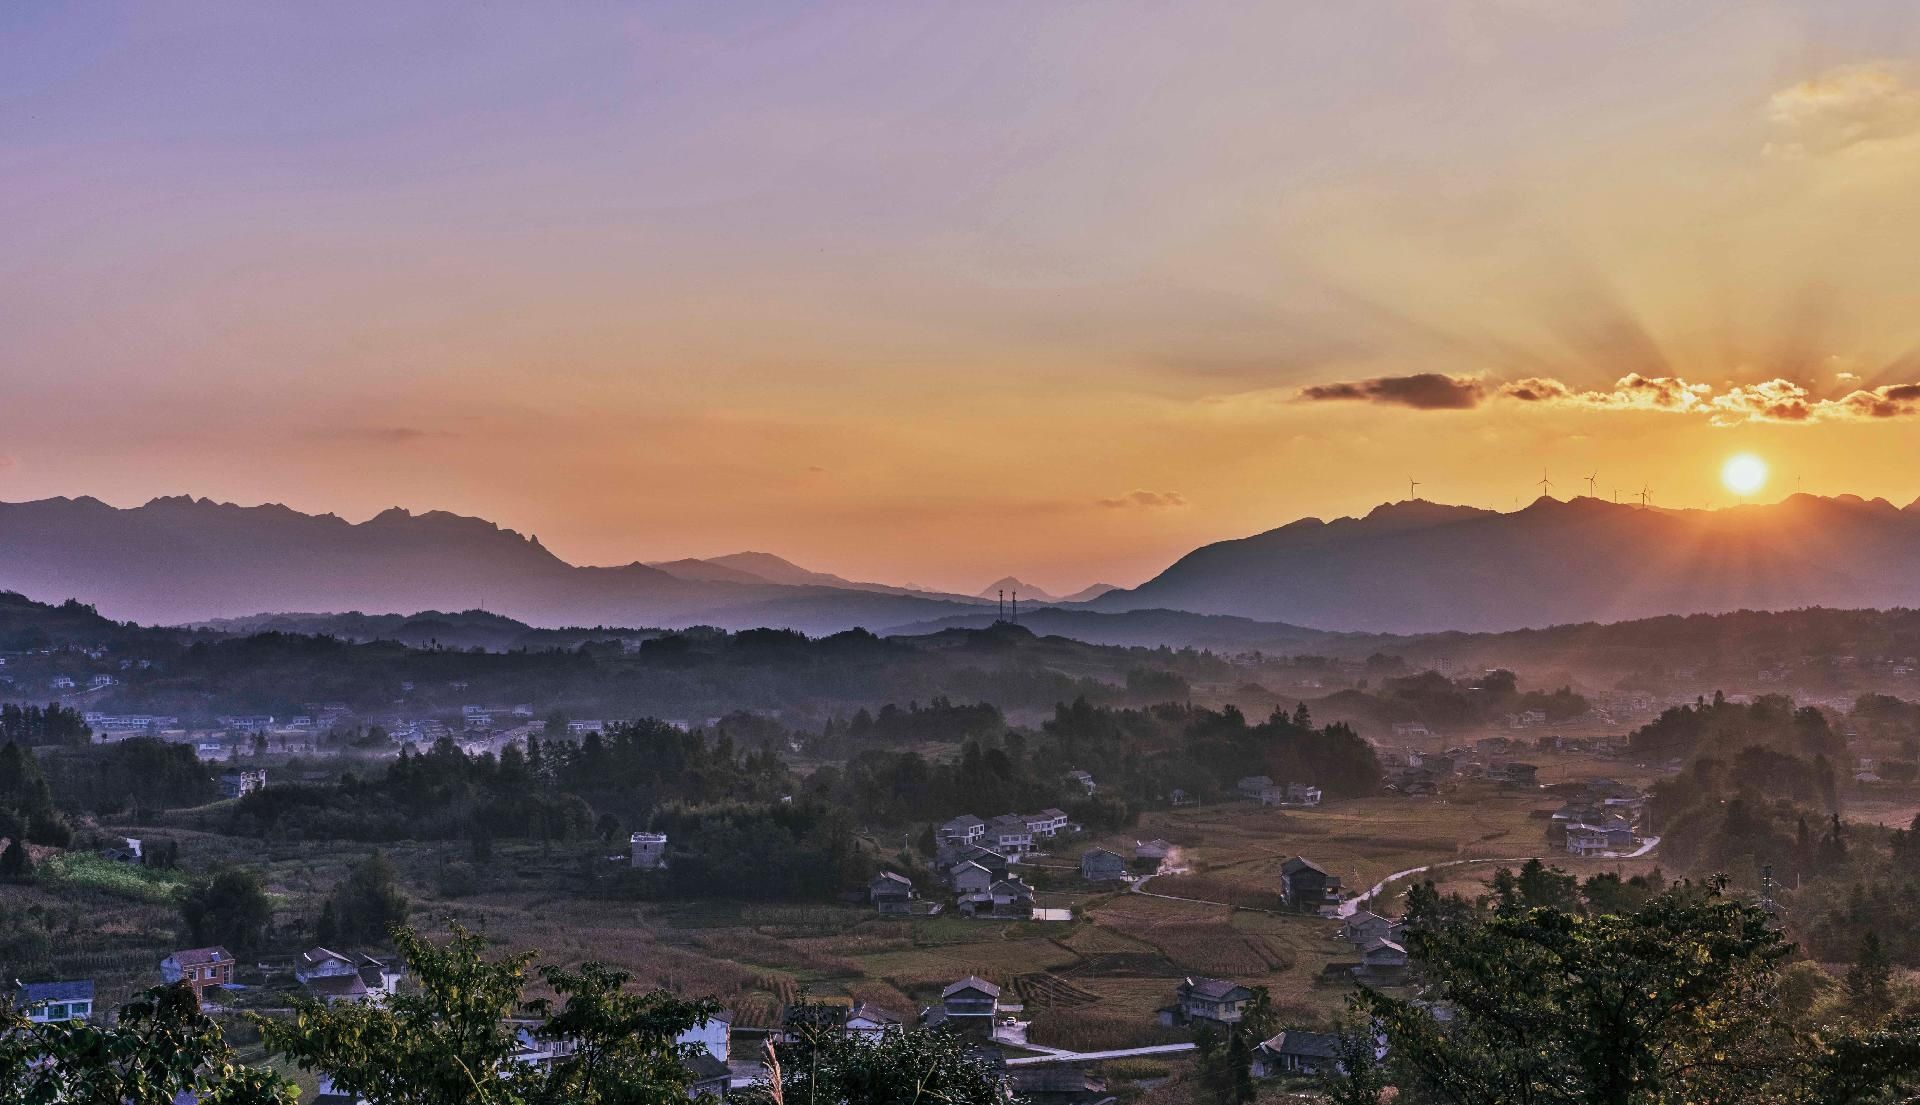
[1765,62,1920,158]
[1496,373,1920,424]
[1295,373,1485,410]
[1826,382,1920,419]
[1096,489,1188,509]
[1501,373,1712,412]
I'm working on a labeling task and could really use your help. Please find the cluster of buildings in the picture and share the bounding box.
[1337,908,1409,981]
[938,806,1076,861]
[1385,744,1539,796]
[1548,778,1648,857]
[1234,776,1323,807]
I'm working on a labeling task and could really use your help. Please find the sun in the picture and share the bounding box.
[1722,453,1768,496]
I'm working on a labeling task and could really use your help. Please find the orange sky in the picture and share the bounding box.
[4,4,1920,594]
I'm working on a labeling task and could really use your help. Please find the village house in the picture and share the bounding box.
[12,980,93,1023]
[219,768,267,799]
[985,814,1034,858]
[988,877,1035,916]
[1024,808,1071,838]
[1064,769,1096,795]
[1566,815,1635,856]
[939,814,988,847]
[1080,847,1128,882]
[1356,938,1409,980]
[1168,787,1192,806]
[923,976,1007,1036]
[1237,775,1282,804]
[292,947,404,1005]
[846,1002,904,1037]
[1492,762,1540,788]
[1164,976,1254,1028]
[869,871,915,914]
[1008,1067,1111,1105]
[954,845,1011,879]
[1341,910,1394,947]
[1280,856,1342,914]
[951,860,996,898]
[161,946,236,1001]
[1283,782,1322,806]
[676,1008,732,1061]
[630,831,668,870]
[684,1052,731,1100]
[1253,1030,1343,1078]
[1134,838,1174,863]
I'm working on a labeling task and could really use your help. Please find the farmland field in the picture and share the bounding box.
[46,751,1664,1059]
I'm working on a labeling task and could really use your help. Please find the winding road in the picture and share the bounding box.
[1126,838,1661,918]
[1337,836,1661,917]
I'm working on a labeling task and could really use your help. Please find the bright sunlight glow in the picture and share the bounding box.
[1722,453,1768,496]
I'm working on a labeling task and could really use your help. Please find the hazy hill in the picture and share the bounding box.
[977,576,1061,603]
[688,552,983,602]
[0,497,988,633]
[1094,494,1920,634]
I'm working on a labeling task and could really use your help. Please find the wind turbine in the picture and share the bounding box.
[1584,470,1598,498]
[1407,476,1420,501]
[1637,483,1652,509]
[1537,468,1554,500]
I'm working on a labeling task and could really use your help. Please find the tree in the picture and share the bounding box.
[1514,857,1580,913]
[1846,930,1894,1021]
[261,923,717,1105]
[325,850,411,946]
[741,1019,1009,1105]
[0,838,31,882]
[0,982,294,1103]
[1320,1018,1389,1105]
[180,866,274,954]
[1359,880,1920,1104]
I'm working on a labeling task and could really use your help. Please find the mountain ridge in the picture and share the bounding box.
[1093,492,1920,633]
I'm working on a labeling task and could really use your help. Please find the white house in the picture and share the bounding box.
[677,1009,732,1061]
[13,981,93,1023]
[939,815,987,847]
[985,815,1033,858]
[1023,808,1070,838]
[631,831,669,869]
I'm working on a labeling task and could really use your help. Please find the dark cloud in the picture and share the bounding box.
[1296,373,1485,410]
[1096,489,1188,509]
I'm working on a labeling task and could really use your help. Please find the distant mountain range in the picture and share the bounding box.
[1092,493,1920,633]
[8,492,1920,637]
[0,496,995,633]
[971,577,1118,604]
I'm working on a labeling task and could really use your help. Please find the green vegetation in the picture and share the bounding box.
[39,850,188,902]
[1352,879,1920,1104]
